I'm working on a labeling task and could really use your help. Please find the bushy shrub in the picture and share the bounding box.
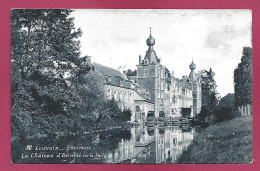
[214,107,236,122]
[196,106,210,122]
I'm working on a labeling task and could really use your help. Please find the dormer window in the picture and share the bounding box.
[144,60,148,65]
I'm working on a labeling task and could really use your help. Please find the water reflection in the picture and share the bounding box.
[103,125,194,164]
[12,125,194,164]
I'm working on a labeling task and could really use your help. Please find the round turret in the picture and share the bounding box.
[189,60,196,70]
[146,28,155,46]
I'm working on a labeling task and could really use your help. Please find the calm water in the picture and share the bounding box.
[12,125,195,164]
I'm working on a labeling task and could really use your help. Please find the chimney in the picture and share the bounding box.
[139,55,142,64]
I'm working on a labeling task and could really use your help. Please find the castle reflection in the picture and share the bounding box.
[103,125,194,164]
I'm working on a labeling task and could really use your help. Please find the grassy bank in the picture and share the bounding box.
[178,116,252,163]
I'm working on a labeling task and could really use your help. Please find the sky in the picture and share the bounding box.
[72,9,252,97]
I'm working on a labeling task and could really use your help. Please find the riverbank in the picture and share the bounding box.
[177,115,252,163]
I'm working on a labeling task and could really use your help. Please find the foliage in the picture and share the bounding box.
[104,98,132,122]
[12,9,88,137]
[196,106,210,123]
[126,69,137,76]
[219,93,235,108]
[11,9,128,139]
[201,68,220,113]
[234,47,252,107]
[214,107,235,122]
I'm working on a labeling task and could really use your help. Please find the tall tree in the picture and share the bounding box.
[234,47,252,107]
[11,9,103,137]
[200,68,220,112]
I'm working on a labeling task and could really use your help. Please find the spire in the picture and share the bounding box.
[144,28,159,64]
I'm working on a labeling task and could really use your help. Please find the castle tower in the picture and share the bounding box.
[188,60,202,117]
[136,28,166,117]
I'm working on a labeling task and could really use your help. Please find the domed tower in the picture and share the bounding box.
[188,59,202,117]
[146,28,155,47]
[143,28,160,65]
[189,60,197,83]
[189,60,196,71]
[136,28,166,118]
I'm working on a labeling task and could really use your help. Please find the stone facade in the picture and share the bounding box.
[93,62,154,121]
[136,30,201,119]
[92,29,202,121]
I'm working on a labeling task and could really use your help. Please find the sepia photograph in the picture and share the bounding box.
[11,9,252,164]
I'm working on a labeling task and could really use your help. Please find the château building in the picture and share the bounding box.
[136,29,201,118]
[136,29,167,118]
[92,29,202,121]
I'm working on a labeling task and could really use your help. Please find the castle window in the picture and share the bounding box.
[136,106,140,112]
[125,92,128,102]
[129,93,133,103]
[107,89,111,99]
[119,91,123,101]
[114,90,118,100]
[167,83,170,91]
[160,81,164,90]
[173,138,177,145]
[144,69,149,77]
[160,92,163,98]
[161,69,164,78]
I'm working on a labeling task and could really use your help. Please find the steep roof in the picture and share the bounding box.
[93,62,127,80]
[144,47,160,65]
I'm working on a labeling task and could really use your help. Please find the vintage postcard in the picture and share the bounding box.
[11,9,252,164]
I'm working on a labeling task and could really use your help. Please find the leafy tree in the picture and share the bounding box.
[214,107,234,122]
[219,93,235,108]
[196,106,209,122]
[201,68,220,112]
[126,69,137,76]
[234,47,252,107]
[11,9,110,138]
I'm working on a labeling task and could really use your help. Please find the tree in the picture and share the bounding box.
[214,107,234,122]
[219,93,235,108]
[234,47,252,107]
[126,69,137,76]
[200,68,220,112]
[11,9,105,138]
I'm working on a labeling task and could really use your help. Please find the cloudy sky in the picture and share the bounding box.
[72,9,252,97]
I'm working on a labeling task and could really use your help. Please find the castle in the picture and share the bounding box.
[93,29,202,122]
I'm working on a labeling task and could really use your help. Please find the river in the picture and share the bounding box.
[12,125,195,164]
